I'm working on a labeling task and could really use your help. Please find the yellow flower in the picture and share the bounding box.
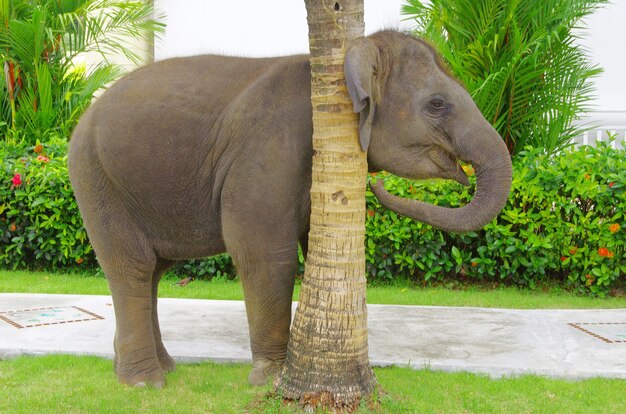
[462,164,474,176]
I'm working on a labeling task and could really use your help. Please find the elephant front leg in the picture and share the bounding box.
[220,166,304,386]
[226,232,298,386]
[241,260,297,386]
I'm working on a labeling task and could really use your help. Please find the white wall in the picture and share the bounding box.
[580,1,626,112]
[154,0,411,58]
[577,0,626,145]
[152,1,626,128]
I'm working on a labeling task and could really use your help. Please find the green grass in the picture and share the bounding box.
[2,270,626,412]
[0,355,624,414]
[2,269,626,309]
[0,270,244,301]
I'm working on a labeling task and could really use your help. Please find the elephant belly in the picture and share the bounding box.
[121,188,227,261]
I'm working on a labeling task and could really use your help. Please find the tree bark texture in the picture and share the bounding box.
[274,0,376,407]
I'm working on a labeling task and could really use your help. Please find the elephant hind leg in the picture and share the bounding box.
[80,201,165,386]
[151,259,177,373]
[101,248,165,388]
[71,157,168,387]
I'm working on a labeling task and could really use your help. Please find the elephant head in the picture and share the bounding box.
[345,31,512,232]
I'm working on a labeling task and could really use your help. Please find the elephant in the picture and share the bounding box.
[68,30,512,388]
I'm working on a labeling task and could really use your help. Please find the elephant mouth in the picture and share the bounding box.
[452,163,470,187]
[369,129,512,233]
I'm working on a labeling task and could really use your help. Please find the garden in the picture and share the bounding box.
[2,141,625,296]
[2,0,624,296]
[1,0,625,412]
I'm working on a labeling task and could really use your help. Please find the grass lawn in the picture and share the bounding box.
[2,269,626,413]
[2,269,626,309]
[1,355,625,414]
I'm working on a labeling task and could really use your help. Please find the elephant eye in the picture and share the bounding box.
[424,95,449,118]
[431,99,445,109]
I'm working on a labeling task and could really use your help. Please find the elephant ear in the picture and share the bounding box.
[345,38,379,152]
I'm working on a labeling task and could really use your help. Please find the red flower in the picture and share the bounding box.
[367,209,375,217]
[36,155,49,163]
[598,247,609,257]
[76,258,84,264]
[560,256,567,262]
[34,144,44,154]
[569,248,577,255]
[9,222,16,232]
[609,224,620,233]
[471,262,478,267]
[609,182,615,188]
[11,173,22,187]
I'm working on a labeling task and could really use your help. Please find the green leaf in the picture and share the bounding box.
[451,246,462,264]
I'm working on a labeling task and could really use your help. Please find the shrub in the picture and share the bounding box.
[0,138,96,269]
[171,256,237,281]
[367,141,625,295]
[1,140,237,278]
[2,140,624,295]
[402,0,606,155]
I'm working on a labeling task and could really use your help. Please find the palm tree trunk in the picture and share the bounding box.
[274,0,376,407]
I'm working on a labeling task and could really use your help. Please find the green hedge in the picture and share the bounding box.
[367,144,625,295]
[2,140,624,294]
[1,138,96,269]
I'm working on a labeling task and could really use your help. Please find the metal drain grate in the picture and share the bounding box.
[0,306,104,329]
[568,323,626,343]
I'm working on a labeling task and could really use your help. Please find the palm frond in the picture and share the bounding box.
[1,0,165,144]
[35,62,54,129]
[402,0,607,155]
[57,0,165,65]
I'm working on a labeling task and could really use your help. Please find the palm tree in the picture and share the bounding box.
[0,0,164,144]
[274,0,376,408]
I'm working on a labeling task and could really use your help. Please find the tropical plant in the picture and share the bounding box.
[402,0,606,155]
[0,0,164,145]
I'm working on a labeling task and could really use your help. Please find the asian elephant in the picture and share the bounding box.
[68,30,512,388]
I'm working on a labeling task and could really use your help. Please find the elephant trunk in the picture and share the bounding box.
[370,125,512,233]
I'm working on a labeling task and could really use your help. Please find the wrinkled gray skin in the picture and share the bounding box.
[68,31,511,388]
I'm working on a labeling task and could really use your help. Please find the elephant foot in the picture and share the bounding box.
[248,358,282,386]
[119,368,165,389]
[115,356,165,388]
[157,349,177,373]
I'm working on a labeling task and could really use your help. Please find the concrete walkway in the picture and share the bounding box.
[1,293,625,380]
